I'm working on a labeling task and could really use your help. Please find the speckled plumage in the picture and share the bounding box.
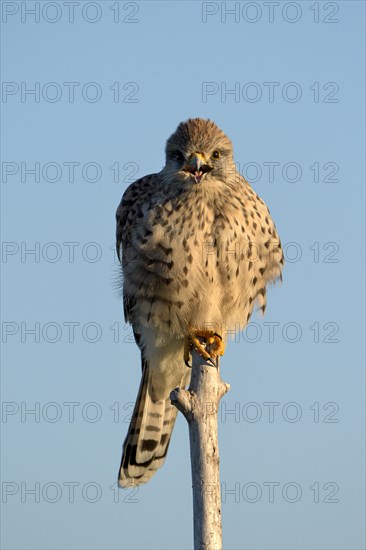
[116,118,284,487]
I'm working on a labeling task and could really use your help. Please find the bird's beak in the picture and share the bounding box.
[183,152,212,183]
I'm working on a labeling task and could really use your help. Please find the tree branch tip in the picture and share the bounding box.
[217,381,230,399]
[170,387,182,402]
[170,387,192,416]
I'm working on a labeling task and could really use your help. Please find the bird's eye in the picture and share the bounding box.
[212,150,220,159]
[172,150,184,163]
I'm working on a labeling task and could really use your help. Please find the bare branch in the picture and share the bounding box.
[170,346,230,550]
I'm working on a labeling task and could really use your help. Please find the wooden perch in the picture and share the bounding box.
[170,345,230,550]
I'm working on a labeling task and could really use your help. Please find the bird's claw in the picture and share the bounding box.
[184,329,225,368]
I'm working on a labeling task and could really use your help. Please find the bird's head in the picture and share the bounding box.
[163,118,236,185]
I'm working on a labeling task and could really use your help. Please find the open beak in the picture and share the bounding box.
[183,152,212,183]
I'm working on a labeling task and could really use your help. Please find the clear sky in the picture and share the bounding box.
[1,1,365,549]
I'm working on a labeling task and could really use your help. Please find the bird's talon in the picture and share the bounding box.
[184,328,225,366]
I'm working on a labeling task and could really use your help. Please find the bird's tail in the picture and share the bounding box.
[118,362,185,487]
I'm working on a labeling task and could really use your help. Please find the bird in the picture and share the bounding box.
[116,118,284,487]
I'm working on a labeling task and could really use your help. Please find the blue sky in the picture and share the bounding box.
[1,1,365,549]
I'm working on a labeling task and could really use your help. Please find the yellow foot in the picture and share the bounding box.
[184,329,225,368]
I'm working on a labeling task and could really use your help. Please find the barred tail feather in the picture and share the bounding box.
[118,362,183,487]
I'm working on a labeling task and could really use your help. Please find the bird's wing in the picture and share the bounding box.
[239,175,284,285]
[115,174,158,325]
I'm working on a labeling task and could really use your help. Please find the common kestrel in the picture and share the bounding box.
[116,118,284,487]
